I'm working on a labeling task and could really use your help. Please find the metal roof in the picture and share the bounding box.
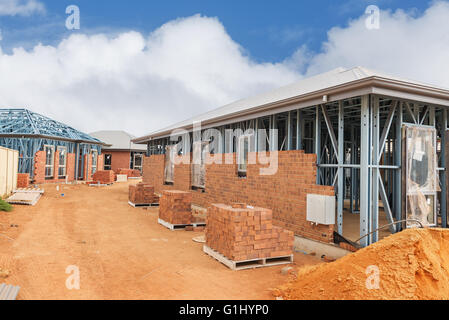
[0,108,104,145]
[0,284,20,300]
[90,130,146,151]
[134,66,449,143]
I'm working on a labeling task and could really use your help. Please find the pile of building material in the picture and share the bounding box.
[204,203,294,270]
[128,183,159,207]
[0,284,20,300]
[91,170,115,185]
[277,228,449,300]
[158,190,206,230]
[16,174,29,189]
[117,168,141,178]
[6,188,44,206]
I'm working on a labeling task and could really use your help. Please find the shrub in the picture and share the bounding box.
[0,199,13,212]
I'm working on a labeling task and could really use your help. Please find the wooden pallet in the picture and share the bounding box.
[6,191,42,206]
[203,245,293,271]
[158,218,206,231]
[128,201,159,208]
[13,188,44,194]
[88,183,113,187]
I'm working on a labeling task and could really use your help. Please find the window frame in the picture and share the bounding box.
[44,145,55,179]
[164,145,176,185]
[104,154,112,171]
[57,146,67,179]
[237,135,251,178]
[91,150,98,174]
[133,153,144,172]
[191,141,209,190]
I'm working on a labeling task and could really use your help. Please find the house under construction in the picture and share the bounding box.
[0,109,105,184]
[134,67,449,247]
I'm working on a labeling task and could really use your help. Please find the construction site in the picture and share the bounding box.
[1,66,449,300]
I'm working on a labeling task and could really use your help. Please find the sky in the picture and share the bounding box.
[0,0,447,136]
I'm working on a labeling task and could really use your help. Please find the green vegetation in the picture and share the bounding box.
[0,199,13,212]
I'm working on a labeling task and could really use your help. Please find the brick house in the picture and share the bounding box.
[133,67,449,247]
[0,109,105,184]
[89,131,147,173]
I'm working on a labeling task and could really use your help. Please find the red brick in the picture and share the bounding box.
[17,173,29,188]
[143,150,335,243]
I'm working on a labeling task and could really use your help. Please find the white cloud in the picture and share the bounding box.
[0,15,300,136]
[301,1,449,88]
[0,0,45,16]
[1,2,449,138]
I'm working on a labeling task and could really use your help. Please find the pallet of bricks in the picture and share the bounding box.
[204,203,294,270]
[90,170,115,185]
[158,190,205,230]
[128,183,159,207]
[117,168,141,178]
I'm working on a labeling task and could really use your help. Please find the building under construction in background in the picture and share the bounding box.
[0,109,105,184]
[134,67,449,247]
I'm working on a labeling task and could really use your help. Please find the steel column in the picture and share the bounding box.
[371,96,380,243]
[337,101,344,235]
[360,95,371,247]
[315,106,321,184]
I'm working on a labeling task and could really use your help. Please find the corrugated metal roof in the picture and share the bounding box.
[0,284,20,300]
[134,66,449,143]
[90,130,146,151]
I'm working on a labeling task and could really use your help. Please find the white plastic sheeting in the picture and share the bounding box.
[164,145,176,184]
[405,126,439,228]
[191,142,208,189]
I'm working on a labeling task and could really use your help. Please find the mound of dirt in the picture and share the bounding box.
[278,228,449,300]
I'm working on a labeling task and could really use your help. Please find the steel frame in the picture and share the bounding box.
[0,109,102,179]
[146,95,449,247]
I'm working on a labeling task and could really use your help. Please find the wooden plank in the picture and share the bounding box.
[0,284,20,300]
[203,245,293,271]
[128,201,159,208]
[6,192,42,206]
[158,218,205,231]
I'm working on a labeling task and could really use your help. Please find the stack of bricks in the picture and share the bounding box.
[159,190,193,225]
[129,183,159,204]
[206,203,294,262]
[117,168,141,178]
[17,173,30,188]
[92,170,115,184]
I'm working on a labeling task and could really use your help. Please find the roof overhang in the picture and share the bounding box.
[133,76,449,143]
[0,133,108,146]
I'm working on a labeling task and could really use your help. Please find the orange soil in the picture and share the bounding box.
[278,228,449,300]
[0,181,321,300]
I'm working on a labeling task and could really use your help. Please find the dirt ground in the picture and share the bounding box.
[0,181,321,300]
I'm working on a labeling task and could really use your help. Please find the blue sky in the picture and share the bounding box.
[0,0,431,61]
[0,0,447,135]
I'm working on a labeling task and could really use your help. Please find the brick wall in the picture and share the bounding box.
[103,151,131,172]
[33,150,99,184]
[142,150,336,243]
[98,154,104,171]
[17,173,30,188]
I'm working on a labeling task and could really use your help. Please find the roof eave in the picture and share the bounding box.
[0,133,107,146]
[133,77,449,143]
